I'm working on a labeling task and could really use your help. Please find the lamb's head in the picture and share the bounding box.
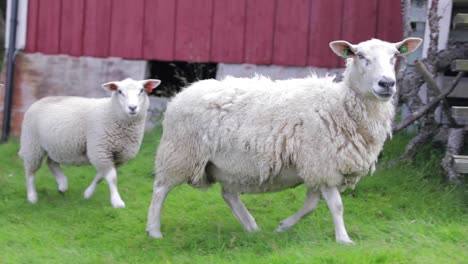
[330,38,422,101]
[102,78,161,117]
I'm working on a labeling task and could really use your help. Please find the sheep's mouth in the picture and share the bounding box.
[372,90,393,101]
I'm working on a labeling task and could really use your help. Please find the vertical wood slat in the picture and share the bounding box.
[244,0,275,64]
[143,0,177,61]
[210,0,247,63]
[272,0,310,66]
[36,0,61,54]
[341,0,378,44]
[377,0,403,42]
[308,0,343,68]
[25,0,39,52]
[60,0,85,56]
[110,0,145,59]
[82,0,113,57]
[174,0,214,62]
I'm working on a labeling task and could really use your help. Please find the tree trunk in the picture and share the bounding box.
[441,128,464,183]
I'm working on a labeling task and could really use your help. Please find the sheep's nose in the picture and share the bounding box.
[378,78,395,89]
[129,106,137,112]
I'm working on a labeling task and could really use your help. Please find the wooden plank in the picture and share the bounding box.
[143,0,176,61]
[272,0,310,66]
[210,0,247,63]
[36,0,61,54]
[454,158,468,173]
[25,0,40,52]
[342,0,378,44]
[451,60,468,71]
[109,0,145,59]
[244,0,275,65]
[174,0,214,62]
[453,13,468,28]
[376,0,403,42]
[308,0,342,68]
[452,155,468,159]
[82,0,113,57]
[60,0,85,56]
[451,106,468,125]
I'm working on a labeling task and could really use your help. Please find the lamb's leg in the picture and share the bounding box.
[222,189,259,232]
[22,152,45,204]
[321,186,354,245]
[276,188,321,232]
[46,158,68,193]
[104,167,125,208]
[83,170,106,199]
[146,182,172,238]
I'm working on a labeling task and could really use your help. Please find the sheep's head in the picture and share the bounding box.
[102,78,161,117]
[330,38,422,102]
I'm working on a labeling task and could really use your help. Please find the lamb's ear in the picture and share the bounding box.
[395,37,423,55]
[102,82,119,92]
[329,40,357,59]
[142,79,161,93]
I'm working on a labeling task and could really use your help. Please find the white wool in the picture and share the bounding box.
[146,37,422,242]
[19,78,160,207]
[157,74,393,191]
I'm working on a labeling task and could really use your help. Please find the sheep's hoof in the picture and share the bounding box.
[83,188,95,199]
[147,229,163,239]
[27,193,38,204]
[275,222,291,233]
[57,182,68,193]
[336,237,355,245]
[111,198,126,208]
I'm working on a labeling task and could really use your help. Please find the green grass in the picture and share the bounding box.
[0,128,466,264]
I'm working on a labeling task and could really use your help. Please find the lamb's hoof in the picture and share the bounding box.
[336,237,355,245]
[83,188,95,199]
[27,193,38,204]
[57,184,68,193]
[147,229,163,239]
[111,198,126,208]
[275,222,291,233]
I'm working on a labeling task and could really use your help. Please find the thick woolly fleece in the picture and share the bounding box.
[19,93,148,173]
[155,72,394,193]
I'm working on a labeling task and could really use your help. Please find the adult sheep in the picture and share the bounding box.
[147,38,422,244]
[19,78,161,208]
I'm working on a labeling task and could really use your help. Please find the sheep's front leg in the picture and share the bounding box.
[146,183,171,238]
[276,188,320,232]
[321,186,354,245]
[222,189,259,232]
[47,158,68,193]
[84,166,125,208]
[104,167,125,208]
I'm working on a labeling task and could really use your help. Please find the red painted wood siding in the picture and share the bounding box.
[25,0,402,68]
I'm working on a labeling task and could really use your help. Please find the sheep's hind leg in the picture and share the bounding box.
[46,158,68,193]
[22,151,45,204]
[222,189,260,232]
[146,182,173,238]
[321,186,354,245]
[276,188,320,232]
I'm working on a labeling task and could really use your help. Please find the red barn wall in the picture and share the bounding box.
[25,0,402,68]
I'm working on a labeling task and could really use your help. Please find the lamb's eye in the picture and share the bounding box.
[140,89,144,94]
[357,54,365,60]
[118,90,124,96]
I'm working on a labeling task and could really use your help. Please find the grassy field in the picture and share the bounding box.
[0,128,466,263]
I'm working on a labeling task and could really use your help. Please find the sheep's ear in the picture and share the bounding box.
[102,82,119,91]
[395,37,423,55]
[329,40,357,59]
[142,79,161,93]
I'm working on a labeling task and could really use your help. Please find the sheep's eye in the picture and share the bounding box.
[357,54,366,60]
[118,90,124,95]
[139,88,144,94]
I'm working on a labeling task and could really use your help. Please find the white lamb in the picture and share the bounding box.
[19,78,161,208]
[146,38,422,244]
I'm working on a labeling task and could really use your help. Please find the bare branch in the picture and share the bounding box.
[393,72,466,134]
